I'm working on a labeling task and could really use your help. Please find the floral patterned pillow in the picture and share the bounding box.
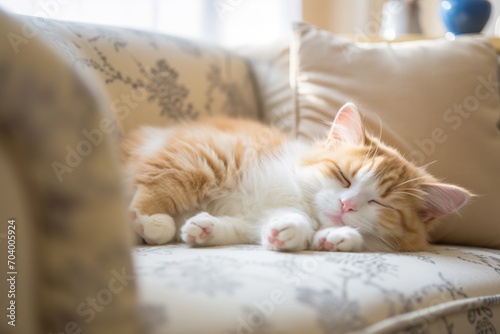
[19,15,261,134]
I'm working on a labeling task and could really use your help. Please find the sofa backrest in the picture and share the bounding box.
[233,40,295,135]
[15,15,263,135]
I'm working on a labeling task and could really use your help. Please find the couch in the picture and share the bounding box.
[1,9,499,334]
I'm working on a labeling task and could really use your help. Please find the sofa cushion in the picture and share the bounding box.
[16,15,261,134]
[290,22,500,249]
[134,244,500,334]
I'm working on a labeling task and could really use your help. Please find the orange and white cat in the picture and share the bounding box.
[122,103,471,252]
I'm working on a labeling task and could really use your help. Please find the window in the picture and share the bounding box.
[0,0,302,46]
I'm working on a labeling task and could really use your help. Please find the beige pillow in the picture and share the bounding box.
[291,22,500,249]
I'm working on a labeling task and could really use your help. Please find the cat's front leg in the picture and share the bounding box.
[181,212,251,247]
[129,185,177,245]
[312,226,363,252]
[260,208,314,252]
[130,210,176,245]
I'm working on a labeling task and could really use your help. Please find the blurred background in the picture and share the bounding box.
[0,0,499,48]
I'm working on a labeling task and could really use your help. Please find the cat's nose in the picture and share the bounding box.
[340,199,357,213]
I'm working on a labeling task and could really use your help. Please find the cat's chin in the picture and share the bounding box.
[318,213,347,229]
[323,213,347,227]
[329,215,346,228]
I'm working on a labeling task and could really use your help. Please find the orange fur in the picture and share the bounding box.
[122,117,286,216]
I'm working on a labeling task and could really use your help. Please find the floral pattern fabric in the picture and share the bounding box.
[14,14,261,135]
[0,9,140,334]
[134,244,500,334]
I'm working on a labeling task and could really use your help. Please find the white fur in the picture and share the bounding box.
[259,208,315,251]
[181,212,251,246]
[138,128,169,158]
[181,212,217,246]
[312,226,363,252]
[135,212,176,245]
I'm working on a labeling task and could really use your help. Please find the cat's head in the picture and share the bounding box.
[303,103,471,251]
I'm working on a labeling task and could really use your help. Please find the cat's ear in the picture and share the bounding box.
[420,183,471,222]
[326,102,364,149]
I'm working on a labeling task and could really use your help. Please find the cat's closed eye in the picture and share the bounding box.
[338,170,351,188]
[369,199,392,209]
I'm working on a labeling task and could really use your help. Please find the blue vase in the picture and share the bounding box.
[440,0,492,35]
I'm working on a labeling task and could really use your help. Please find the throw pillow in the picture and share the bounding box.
[291,22,500,249]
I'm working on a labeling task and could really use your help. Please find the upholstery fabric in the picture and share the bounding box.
[291,22,500,249]
[15,14,261,135]
[235,40,295,134]
[0,141,38,334]
[134,244,500,334]
[0,10,140,334]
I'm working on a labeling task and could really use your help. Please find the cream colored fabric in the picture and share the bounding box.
[235,40,295,133]
[0,143,38,334]
[291,22,500,249]
[0,10,139,333]
[135,244,500,334]
[17,15,261,135]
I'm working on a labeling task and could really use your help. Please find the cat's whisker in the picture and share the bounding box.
[394,189,423,196]
[394,176,428,189]
[365,223,403,251]
[322,119,333,127]
[368,114,384,159]
[362,143,375,166]
[420,160,437,171]
[368,145,375,158]
[396,187,424,194]
[374,112,384,143]
[392,191,426,201]
[371,140,380,158]
[372,231,396,250]
[388,235,405,251]
[370,225,404,248]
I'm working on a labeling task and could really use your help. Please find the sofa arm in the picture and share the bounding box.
[22,15,262,134]
[0,10,139,334]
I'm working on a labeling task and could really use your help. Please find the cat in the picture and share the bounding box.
[121,103,471,252]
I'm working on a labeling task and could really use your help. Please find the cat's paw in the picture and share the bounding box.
[262,214,313,252]
[181,212,217,246]
[132,211,176,245]
[312,227,363,252]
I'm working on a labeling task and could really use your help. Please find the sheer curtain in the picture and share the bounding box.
[0,0,302,46]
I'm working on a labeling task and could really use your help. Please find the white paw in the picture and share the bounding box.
[181,212,217,246]
[312,227,363,252]
[132,211,176,245]
[262,213,313,252]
